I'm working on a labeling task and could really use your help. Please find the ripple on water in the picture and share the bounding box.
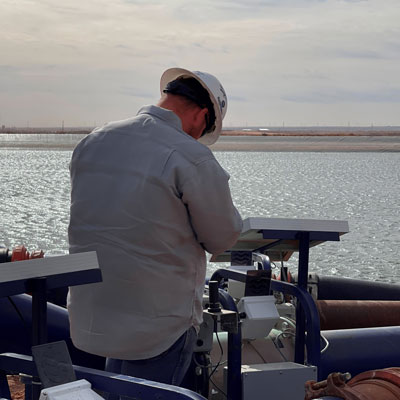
[1,149,400,282]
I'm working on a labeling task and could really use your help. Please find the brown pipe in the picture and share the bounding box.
[317,300,400,330]
[305,368,400,400]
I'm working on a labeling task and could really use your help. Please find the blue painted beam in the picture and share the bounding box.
[0,353,206,400]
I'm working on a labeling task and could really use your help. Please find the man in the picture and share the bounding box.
[67,68,242,387]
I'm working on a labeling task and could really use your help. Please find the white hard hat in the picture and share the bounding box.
[160,68,227,146]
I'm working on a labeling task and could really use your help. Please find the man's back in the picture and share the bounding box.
[68,105,242,360]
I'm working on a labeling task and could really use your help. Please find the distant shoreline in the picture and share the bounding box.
[223,129,400,137]
[1,128,400,137]
[211,136,400,152]
[2,130,400,151]
[0,132,400,153]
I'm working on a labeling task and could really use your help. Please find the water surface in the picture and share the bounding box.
[1,148,399,283]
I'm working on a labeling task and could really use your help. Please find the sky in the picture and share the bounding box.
[0,0,399,128]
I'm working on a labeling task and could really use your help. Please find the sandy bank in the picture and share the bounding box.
[211,137,400,152]
[1,132,400,152]
[222,129,400,137]
[2,128,400,136]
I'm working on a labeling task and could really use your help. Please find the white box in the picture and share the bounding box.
[227,265,256,299]
[39,379,104,400]
[224,362,317,400]
[237,295,280,339]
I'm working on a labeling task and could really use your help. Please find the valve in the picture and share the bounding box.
[0,245,44,263]
[11,245,30,261]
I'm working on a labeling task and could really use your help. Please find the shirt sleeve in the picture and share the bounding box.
[181,158,243,255]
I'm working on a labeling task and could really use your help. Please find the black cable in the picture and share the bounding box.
[208,326,227,399]
[7,296,29,330]
[209,320,222,379]
[191,353,210,398]
[209,375,227,398]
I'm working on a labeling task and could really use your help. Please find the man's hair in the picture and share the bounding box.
[163,77,216,134]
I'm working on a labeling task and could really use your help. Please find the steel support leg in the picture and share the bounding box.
[227,330,242,400]
[0,370,11,399]
[31,277,48,400]
[295,231,310,364]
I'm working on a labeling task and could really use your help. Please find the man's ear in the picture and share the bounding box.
[194,107,208,124]
[184,106,208,140]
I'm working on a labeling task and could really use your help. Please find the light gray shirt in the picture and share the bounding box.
[67,105,242,360]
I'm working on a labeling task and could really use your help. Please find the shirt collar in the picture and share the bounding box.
[137,105,183,131]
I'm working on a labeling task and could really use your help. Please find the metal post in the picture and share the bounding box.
[31,277,48,346]
[0,370,12,399]
[228,252,244,400]
[31,277,48,400]
[295,231,310,364]
[227,329,242,400]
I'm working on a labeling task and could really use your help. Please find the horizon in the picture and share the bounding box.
[2,124,400,131]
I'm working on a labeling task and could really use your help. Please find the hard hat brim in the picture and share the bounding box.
[160,68,223,146]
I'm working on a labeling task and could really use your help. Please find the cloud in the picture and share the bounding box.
[1,0,400,126]
[281,70,331,81]
[282,88,400,103]
[333,49,385,60]
[0,65,19,74]
[122,0,161,3]
[229,95,247,102]
[118,87,154,98]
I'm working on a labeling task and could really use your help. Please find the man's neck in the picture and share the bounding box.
[157,95,200,139]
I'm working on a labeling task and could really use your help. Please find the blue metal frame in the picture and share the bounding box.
[216,288,241,400]
[270,279,321,368]
[1,221,345,398]
[213,269,321,369]
[30,278,48,399]
[257,229,337,368]
[295,231,311,364]
[0,353,206,400]
[251,252,271,271]
[0,269,102,298]
[210,260,322,393]
[211,268,321,368]
[0,263,102,354]
[0,253,102,400]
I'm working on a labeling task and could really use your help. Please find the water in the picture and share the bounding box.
[1,148,399,283]
[217,152,400,282]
